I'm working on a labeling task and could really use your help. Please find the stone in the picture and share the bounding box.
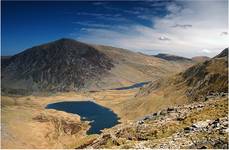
[177,114,186,121]
[143,116,150,120]
[220,92,227,97]
[192,120,211,128]
[160,110,167,116]
[167,107,175,112]
[138,120,144,125]
[177,117,185,121]
[199,145,208,149]
[153,112,158,116]
[225,128,229,133]
[191,124,197,128]
[184,127,192,133]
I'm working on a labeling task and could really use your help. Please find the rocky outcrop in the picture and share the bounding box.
[150,117,228,149]
[33,109,89,136]
[135,79,162,97]
[214,48,228,58]
[84,95,228,149]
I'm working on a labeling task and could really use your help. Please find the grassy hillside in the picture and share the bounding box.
[117,48,228,120]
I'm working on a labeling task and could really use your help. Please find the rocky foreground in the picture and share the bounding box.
[81,94,228,149]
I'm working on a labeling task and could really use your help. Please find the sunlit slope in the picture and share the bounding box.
[119,48,228,120]
[91,44,193,89]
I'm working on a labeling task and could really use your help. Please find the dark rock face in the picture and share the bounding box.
[1,56,12,67]
[1,38,114,93]
[153,53,192,62]
[214,48,228,58]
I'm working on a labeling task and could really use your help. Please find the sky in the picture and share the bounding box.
[1,0,229,57]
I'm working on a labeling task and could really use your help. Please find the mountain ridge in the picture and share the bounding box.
[1,38,194,94]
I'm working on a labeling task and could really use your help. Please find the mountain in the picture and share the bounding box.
[1,55,11,61]
[139,48,228,100]
[191,56,210,63]
[90,45,194,88]
[153,53,192,62]
[214,48,228,58]
[117,48,228,119]
[182,48,228,100]
[1,38,192,94]
[80,49,228,149]
[1,38,114,93]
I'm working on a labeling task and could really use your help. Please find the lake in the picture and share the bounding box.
[46,101,119,134]
[111,81,150,90]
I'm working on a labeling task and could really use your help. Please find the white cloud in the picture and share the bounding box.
[76,0,229,57]
[221,31,228,36]
[172,24,192,29]
[167,3,182,14]
[202,49,212,54]
[158,36,170,41]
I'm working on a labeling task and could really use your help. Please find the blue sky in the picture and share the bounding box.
[1,0,228,57]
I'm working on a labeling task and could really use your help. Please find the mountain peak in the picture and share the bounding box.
[54,38,79,43]
[49,38,85,47]
[214,48,228,58]
[1,38,114,93]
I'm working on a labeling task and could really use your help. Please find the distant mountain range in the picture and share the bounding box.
[140,48,228,98]
[1,38,193,94]
[140,48,228,100]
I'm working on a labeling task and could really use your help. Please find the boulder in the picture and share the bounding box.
[192,120,211,129]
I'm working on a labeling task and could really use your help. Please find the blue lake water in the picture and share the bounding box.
[46,101,119,134]
[111,81,150,90]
